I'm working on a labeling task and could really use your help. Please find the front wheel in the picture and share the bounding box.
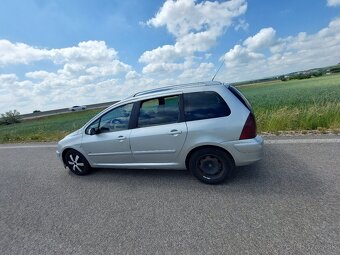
[64,149,91,175]
[189,148,234,184]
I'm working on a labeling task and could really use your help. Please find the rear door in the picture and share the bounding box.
[130,95,187,164]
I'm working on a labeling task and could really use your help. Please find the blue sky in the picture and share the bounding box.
[0,0,339,113]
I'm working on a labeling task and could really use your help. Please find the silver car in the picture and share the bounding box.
[69,105,87,111]
[57,81,263,184]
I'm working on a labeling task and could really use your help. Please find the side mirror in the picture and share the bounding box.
[89,128,98,135]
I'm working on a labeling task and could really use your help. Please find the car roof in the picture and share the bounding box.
[100,81,229,114]
[132,81,226,97]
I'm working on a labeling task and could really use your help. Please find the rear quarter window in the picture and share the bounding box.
[183,91,231,121]
[228,85,252,112]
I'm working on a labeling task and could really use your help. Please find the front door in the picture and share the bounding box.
[81,103,134,167]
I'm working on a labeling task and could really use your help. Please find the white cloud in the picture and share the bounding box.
[140,0,247,75]
[125,71,140,80]
[223,44,264,65]
[147,0,247,38]
[327,0,340,6]
[0,40,50,66]
[25,70,53,80]
[0,73,18,84]
[50,41,118,65]
[139,45,179,64]
[0,40,135,113]
[0,40,119,66]
[220,18,340,82]
[178,62,215,80]
[234,19,249,31]
[243,27,276,50]
[86,61,131,77]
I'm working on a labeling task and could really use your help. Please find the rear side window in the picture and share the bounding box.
[138,95,180,128]
[184,91,231,121]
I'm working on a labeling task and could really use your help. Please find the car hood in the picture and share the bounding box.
[65,128,82,138]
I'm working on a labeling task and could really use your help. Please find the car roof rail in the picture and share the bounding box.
[133,81,223,97]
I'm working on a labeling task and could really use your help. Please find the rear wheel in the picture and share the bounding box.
[64,149,91,175]
[189,148,234,184]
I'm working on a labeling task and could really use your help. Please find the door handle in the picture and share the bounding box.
[116,135,126,141]
[168,129,182,135]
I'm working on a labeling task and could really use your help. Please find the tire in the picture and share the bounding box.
[188,148,234,184]
[64,149,91,176]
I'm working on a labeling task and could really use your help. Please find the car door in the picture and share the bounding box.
[130,95,187,164]
[81,103,134,167]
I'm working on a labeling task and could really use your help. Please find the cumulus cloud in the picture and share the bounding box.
[220,18,340,81]
[140,0,247,75]
[147,0,247,38]
[0,40,136,113]
[327,0,340,6]
[0,40,120,66]
[0,40,50,65]
[223,44,264,65]
[243,27,276,50]
[51,41,118,65]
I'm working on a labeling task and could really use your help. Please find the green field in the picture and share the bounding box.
[0,109,103,143]
[0,74,339,143]
[237,74,340,134]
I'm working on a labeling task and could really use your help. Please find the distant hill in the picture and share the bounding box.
[232,63,340,86]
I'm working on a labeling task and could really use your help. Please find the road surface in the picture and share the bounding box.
[0,136,339,254]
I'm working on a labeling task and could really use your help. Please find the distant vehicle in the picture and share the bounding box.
[57,81,263,184]
[33,110,41,113]
[69,105,86,111]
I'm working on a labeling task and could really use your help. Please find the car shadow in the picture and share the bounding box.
[71,145,322,196]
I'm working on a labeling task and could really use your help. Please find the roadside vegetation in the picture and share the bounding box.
[0,109,103,143]
[238,74,340,134]
[0,110,21,125]
[0,74,339,143]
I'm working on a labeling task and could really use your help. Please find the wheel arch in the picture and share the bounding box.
[61,148,73,165]
[185,145,235,170]
[61,147,84,163]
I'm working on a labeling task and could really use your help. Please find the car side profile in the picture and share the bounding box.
[57,81,263,184]
[69,105,87,111]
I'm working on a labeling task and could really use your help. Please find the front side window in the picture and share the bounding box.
[184,91,231,121]
[86,103,133,134]
[138,95,180,128]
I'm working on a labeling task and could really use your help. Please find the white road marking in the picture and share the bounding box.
[264,138,340,144]
[0,138,339,149]
[0,144,56,149]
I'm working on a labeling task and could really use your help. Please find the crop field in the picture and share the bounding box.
[238,74,340,134]
[0,74,339,143]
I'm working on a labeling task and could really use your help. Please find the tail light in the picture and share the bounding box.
[240,113,257,140]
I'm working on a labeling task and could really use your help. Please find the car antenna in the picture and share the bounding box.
[211,57,225,81]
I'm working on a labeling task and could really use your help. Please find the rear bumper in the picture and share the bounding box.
[221,135,264,166]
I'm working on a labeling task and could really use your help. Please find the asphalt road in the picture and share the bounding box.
[0,136,339,254]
